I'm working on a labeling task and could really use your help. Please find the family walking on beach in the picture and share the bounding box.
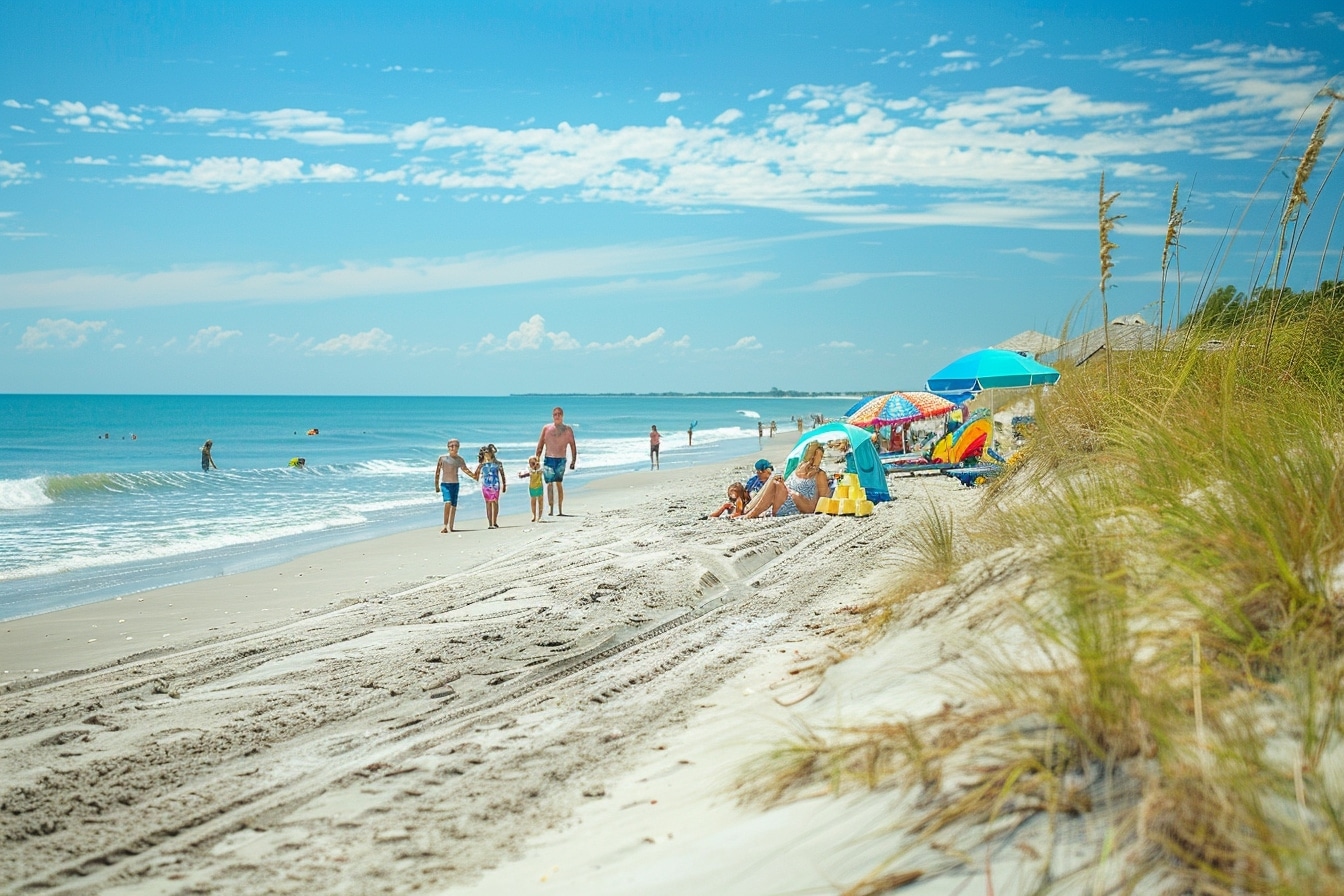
[433,406,578,532]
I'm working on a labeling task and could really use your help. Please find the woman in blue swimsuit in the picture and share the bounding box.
[743,441,830,518]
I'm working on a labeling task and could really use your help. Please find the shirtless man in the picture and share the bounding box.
[434,439,476,532]
[535,406,578,516]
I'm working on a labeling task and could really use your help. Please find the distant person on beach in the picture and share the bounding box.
[758,421,764,439]
[708,483,748,519]
[687,422,696,447]
[518,456,545,522]
[200,440,217,472]
[744,459,773,497]
[769,420,777,437]
[536,406,577,516]
[649,425,661,470]
[743,441,830,518]
[797,418,805,435]
[435,439,475,533]
[474,444,506,529]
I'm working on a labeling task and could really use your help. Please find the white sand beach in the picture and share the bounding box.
[0,448,987,895]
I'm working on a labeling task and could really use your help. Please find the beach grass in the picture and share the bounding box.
[741,86,1344,893]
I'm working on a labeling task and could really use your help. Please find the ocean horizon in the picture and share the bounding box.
[0,392,855,620]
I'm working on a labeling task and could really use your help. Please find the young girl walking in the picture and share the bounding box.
[518,455,545,522]
[474,444,507,529]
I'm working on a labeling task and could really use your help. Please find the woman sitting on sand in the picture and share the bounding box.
[743,441,830,518]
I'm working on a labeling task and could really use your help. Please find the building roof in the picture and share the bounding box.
[1045,314,1158,366]
[993,330,1061,357]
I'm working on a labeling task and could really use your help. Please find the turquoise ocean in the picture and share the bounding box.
[0,394,854,620]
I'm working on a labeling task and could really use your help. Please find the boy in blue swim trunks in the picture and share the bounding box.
[535,406,578,516]
[434,439,475,532]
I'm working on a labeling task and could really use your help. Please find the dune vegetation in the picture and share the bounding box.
[741,86,1344,894]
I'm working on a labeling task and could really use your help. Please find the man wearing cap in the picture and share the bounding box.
[744,459,773,497]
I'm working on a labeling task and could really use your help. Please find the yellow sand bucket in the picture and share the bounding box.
[832,485,850,500]
[844,473,861,489]
[855,500,874,517]
[814,496,835,514]
[838,498,857,515]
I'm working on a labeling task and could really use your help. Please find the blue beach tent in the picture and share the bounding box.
[782,422,890,503]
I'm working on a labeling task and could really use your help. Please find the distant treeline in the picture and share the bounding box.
[1183,280,1344,330]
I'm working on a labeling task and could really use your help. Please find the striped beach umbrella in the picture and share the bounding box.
[846,391,955,428]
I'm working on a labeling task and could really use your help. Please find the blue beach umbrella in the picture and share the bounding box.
[925,349,1060,394]
[842,396,877,418]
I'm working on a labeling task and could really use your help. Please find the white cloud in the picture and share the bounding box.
[713,108,743,125]
[924,34,951,49]
[726,336,761,351]
[941,50,976,59]
[656,92,682,103]
[18,317,106,350]
[52,100,142,131]
[395,192,409,201]
[273,50,289,57]
[125,156,357,191]
[138,154,190,168]
[586,327,665,350]
[10,125,34,133]
[4,99,31,109]
[669,335,691,349]
[475,314,577,352]
[747,89,773,101]
[929,60,980,75]
[70,156,111,165]
[0,160,35,186]
[822,341,856,349]
[187,325,241,351]
[1312,12,1344,30]
[310,327,393,353]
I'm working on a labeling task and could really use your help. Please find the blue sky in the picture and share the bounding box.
[1,1,1341,395]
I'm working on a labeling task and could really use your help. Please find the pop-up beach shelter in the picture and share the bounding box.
[782,422,890,503]
[925,349,1060,393]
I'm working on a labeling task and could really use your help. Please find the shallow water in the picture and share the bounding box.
[0,393,851,618]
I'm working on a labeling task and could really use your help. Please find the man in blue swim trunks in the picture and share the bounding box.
[535,406,578,516]
[434,439,475,532]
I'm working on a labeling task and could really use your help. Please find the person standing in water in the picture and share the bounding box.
[200,440,217,472]
[535,406,577,516]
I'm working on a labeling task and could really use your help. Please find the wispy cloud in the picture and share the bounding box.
[163,105,389,145]
[726,336,761,351]
[0,239,757,310]
[998,247,1067,263]
[656,91,681,103]
[18,317,107,350]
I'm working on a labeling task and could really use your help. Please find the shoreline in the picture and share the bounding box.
[0,445,791,686]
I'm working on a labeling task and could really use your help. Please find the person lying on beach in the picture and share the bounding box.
[707,483,748,519]
[742,441,831,518]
